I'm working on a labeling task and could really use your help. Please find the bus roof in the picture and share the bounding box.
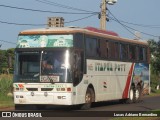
[19,26,148,46]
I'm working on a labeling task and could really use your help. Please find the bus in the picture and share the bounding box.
[13,26,150,110]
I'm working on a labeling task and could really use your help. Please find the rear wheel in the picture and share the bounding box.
[134,86,142,103]
[125,86,135,104]
[80,88,94,110]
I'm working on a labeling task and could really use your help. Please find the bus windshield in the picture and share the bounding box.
[14,50,71,83]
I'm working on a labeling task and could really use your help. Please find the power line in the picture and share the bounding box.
[0,15,96,45]
[35,0,97,13]
[0,14,96,26]
[109,17,160,29]
[65,14,97,24]
[0,20,46,26]
[0,4,96,15]
[107,9,140,39]
[109,16,159,38]
[108,9,159,38]
[0,40,16,45]
[121,23,159,38]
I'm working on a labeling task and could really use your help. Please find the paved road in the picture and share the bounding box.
[1,95,160,112]
[88,95,160,111]
[0,95,160,119]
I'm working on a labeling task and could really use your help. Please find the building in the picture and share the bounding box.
[47,17,64,27]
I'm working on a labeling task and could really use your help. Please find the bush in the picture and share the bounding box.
[0,75,13,96]
[150,73,160,93]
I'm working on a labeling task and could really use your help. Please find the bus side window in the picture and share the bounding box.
[143,47,147,62]
[86,37,98,57]
[138,47,147,62]
[120,43,128,60]
[99,39,107,59]
[136,46,140,61]
[106,41,109,58]
[115,42,119,59]
[129,45,136,60]
[109,41,116,59]
[74,33,83,49]
[139,47,144,61]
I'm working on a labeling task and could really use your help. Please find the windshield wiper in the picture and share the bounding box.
[34,73,39,77]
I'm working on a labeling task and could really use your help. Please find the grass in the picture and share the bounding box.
[149,89,160,96]
[0,74,14,109]
[0,94,14,108]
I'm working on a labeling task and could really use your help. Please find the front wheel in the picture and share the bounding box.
[80,88,94,110]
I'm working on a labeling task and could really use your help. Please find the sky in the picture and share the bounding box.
[0,0,160,49]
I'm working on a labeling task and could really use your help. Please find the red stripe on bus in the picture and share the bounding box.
[122,63,134,99]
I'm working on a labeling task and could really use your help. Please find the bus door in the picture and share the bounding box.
[72,49,84,87]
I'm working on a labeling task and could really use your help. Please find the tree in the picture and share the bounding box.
[6,48,15,68]
[148,39,160,74]
[0,48,15,74]
[148,39,160,89]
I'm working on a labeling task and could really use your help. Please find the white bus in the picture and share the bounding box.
[13,26,150,110]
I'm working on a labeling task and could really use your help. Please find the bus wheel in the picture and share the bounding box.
[80,88,94,110]
[126,86,134,104]
[134,86,142,103]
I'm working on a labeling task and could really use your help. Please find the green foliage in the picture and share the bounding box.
[0,48,15,74]
[148,39,160,74]
[148,39,160,89]
[0,75,13,96]
[150,73,159,92]
[0,75,14,108]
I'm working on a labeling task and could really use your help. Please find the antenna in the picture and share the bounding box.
[134,31,142,40]
[106,0,117,5]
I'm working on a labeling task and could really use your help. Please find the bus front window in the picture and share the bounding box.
[41,51,64,74]
[14,50,72,83]
[14,52,40,82]
[41,50,71,83]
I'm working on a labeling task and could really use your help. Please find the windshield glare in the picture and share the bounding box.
[14,50,71,83]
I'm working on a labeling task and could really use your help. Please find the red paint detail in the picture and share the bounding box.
[122,63,134,99]
[67,88,71,92]
[85,27,119,36]
[18,84,24,88]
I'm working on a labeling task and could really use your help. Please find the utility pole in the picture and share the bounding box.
[100,0,107,30]
[100,0,117,30]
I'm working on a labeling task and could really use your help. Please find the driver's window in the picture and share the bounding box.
[72,50,83,86]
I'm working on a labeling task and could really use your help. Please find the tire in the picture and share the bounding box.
[125,86,135,104]
[80,88,95,110]
[134,86,142,103]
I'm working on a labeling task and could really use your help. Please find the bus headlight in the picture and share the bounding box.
[44,92,48,97]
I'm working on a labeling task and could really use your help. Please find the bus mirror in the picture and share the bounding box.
[61,64,65,69]
[61,64,70,69]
